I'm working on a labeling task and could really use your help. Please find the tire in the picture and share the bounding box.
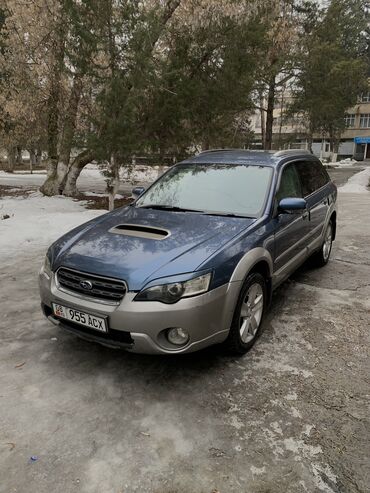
[311,220,333,268]
[224,272,267,355]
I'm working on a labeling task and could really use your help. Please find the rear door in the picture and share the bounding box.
[295,160,330,250]
[273,162,309,279]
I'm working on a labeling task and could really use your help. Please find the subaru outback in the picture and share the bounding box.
[39,149,337,354]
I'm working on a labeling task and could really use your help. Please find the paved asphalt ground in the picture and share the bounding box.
[0,167,369,492]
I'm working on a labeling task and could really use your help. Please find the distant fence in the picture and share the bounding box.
[0,159,45,172]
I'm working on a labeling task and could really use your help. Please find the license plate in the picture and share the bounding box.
[52,303,108,333]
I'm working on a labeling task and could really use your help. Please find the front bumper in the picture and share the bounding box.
[39,269,241,354]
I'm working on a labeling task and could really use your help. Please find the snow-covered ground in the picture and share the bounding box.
[0,193,103,262]
[325,158,359,167]
[0,168,112,195]
[0,165,168,194]
[338,167,370,193]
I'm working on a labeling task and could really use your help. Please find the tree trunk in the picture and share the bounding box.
[57,75,84,189]
[63,149,94,196]
[40,162,59,195]
[260,111,266,150]
[29,148,37,174]
[307,132,313,154]
[40,82,60,194]
[264,76,276,150]
[16,147,23,165]
[36,147,42,165]
[258,89,266,149]
[40,23,65,196]
[6,147,16,173]
[278,89,285,145]
[202,137,210,151]
[329,133,339,162]
[106,153,120,211]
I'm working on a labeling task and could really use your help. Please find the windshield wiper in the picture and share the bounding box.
[137,204,254,218]
[201,212,255,219]
[137,204,205,213]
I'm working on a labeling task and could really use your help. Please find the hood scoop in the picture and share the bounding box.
[108,223,170,240]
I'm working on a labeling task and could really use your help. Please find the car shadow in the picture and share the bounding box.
[44,258,317,386]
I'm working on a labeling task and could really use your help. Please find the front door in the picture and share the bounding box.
[273,162,309,285]
[295,160,330,250]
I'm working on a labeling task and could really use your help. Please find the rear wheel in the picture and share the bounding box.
[311,221,333,267]
[224,272,266,355]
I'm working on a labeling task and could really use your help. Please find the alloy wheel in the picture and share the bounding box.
[239,283,264,343]
[322,223,333,261]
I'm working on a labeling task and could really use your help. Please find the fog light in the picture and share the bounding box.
[167,327,189,346]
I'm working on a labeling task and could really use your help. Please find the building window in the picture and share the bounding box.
[344,114,355,127]
[360,114,370,128]
[361,92,370,103]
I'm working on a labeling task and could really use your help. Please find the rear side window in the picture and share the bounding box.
[276,163,303,202]
[296,160,329,196]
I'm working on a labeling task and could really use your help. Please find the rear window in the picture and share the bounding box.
[296,160,329,196]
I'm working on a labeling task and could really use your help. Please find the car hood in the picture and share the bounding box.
[51,206,255,290]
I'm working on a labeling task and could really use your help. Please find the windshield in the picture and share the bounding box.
[136,163,272,217]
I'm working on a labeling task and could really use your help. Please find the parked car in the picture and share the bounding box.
[39,149,337,355]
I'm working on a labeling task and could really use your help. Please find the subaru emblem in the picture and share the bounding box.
[80,280,93,290]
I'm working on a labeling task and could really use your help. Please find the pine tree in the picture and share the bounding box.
[294,0,368,159]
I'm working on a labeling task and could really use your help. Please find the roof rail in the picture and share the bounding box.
[197,148,273,154]
[198,148,238,154]
[198,148,312,156]
[273,149,312,157]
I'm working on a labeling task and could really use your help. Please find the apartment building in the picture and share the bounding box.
[344,91,370,160]
[249,90,370,161]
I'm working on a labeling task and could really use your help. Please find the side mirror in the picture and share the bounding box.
[278,197,307,213]
[132,186,146,199]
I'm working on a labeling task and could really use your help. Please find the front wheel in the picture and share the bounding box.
[311,221,333,267]
[224,272,266,355]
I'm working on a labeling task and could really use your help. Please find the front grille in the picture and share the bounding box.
[57,267,126,302]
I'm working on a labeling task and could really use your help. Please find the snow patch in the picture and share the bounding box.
[339,167,370,193]
[270,421,283,435]
[283,437,322,456]
[81,191,125,199]
[229,414,244,430]
[250,465,266,476]
[303,424,314,436]
[289,406,302,418]
[311,463,338,493]
[0,193,103,261]
[256,360,313,378]
[326,158,358,167]
[285,392,298,401]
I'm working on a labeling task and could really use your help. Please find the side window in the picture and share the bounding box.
[276,164,303,202]
[296,160,329,196]
[318,163,331,185]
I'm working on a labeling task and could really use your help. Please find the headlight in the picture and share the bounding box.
[134,273,212,304]
[42,254,52,278]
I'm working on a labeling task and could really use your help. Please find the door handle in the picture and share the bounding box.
[302,211,309,220]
